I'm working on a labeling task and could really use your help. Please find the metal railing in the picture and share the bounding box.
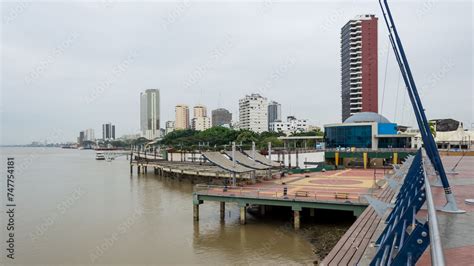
[369,148,444,265]
[194,184,370,204]
[323,147,418,153]
[422,153,446,266]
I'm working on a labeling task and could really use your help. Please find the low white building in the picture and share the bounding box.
[192,117,211,131]
[165,121,175,135]
[413,119,474,150]
[269,116,309,135]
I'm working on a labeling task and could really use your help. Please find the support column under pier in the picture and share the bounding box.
[260,205,265,216]
[239,205,247,225]
[294,210,300,230]
[193,204,199,221]
[292,206,302,230]
[309,208,315,217]
[220,202,225,220]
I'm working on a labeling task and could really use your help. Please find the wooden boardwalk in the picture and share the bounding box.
[321,185,395,266]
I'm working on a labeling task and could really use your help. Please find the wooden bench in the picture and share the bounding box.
[335,192,349,199]
[295,191,310,197]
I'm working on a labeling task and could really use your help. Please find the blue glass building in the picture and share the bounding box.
[324,112,413,149]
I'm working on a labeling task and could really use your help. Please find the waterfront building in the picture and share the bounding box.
[269,116,308,135]
[84,128,95,141]
[268,101,282,130]
[192,116,211,131]
[165,121,175,135]
[102,123,115,140]
[411,118,474,150]
[175,104,190,130]
[341,14,378,121]
[324,112,413,150]
[212,108,232,127]
[193,105,207,118]
[191,105,211,131]
[78,131,85,146]
[140,89,161,139]
[239,93,268,133]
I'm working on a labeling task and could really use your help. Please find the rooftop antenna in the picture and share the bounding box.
[217,92,222,108]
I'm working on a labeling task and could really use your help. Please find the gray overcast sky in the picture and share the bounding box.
[1,0,472,144]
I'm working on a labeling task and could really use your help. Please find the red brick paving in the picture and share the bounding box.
[418,245,474,265]
[418,156,474,265]
[201,168,384,203]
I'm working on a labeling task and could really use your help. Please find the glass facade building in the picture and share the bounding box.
[325,125,372,148]
[378,137,411,148]
[325,112,414,150]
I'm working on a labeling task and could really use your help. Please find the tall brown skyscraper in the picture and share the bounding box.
[341,14,378,122]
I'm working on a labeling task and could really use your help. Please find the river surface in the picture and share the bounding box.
[0,148,350,265]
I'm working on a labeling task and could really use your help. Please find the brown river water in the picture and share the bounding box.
[0,148,352,265]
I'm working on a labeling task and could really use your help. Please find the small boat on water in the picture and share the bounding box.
[95,152,105,160]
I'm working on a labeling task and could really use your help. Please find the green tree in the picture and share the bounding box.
[236,130,259,144]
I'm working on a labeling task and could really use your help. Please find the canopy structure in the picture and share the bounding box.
[243,150,281,168]
[223,151,270,170]
[202,152,253,173]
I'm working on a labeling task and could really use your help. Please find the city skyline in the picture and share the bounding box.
[1,2,472,144]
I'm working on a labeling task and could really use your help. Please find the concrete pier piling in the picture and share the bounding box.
[220,202,225,220]
[293,210,300,230]
[260,205,265,216]
[310,208,315,217]
[239,206,246,225]
[193,204,199,221]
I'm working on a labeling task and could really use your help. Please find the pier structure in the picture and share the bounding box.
[129,147,282,183]
[192,167,387,229]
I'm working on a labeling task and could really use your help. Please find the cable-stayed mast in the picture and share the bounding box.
[378,0,464,213]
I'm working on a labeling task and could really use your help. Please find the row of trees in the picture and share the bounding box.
[159,127,323,150]
[100,127,324,150]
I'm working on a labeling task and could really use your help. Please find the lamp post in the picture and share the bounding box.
[373,162,377,192]
[232,142,236,186]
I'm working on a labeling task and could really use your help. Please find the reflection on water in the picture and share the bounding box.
[0,148,350,264]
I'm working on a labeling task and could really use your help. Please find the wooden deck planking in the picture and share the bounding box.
[322,186,394,266]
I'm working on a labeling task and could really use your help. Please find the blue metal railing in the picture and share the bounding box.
[369,149,445,265]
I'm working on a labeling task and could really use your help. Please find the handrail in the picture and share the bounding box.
[193,184,370,204]
[422,156,446,266]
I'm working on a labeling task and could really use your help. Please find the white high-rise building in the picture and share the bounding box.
[84,128,95,141]
[191,105,211,131]
[140,89,160,139]
[239,93,268,133]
